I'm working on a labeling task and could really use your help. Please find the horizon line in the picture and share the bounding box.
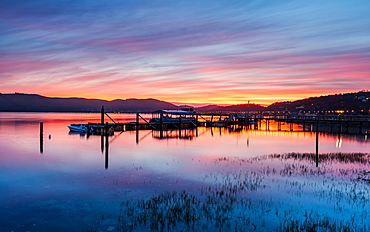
[1,90,368,107]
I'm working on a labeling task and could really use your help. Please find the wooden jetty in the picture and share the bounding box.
[68,106,370,135]
[251,115,370,135]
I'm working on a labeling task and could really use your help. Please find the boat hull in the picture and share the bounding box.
[68,124,88,133]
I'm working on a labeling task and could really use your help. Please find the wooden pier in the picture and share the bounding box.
[65,108,369,169]
[251,116,370,135]
[70,106,370,136]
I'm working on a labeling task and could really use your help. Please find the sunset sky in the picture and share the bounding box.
[1,0,369,105]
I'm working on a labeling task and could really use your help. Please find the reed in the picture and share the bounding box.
[112,152,370,232]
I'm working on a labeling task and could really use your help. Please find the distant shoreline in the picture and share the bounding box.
[1,91,369,114]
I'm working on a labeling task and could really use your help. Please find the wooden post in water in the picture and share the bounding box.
[100,133,104,153]
[136,113,139,129]
[179,116,182,138]
[136,113,139,144]
[258,118,262,129]
[40,122,44,135]
[160,113,163,138]
[101,106,105,125]
[316,120,319,167]
[39,122,44,153]
[105,131,109,169]
[105,122,109,136]
[254,118,258,130]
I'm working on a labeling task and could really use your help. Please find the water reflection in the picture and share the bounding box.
[1,113,369,231]
[117,152,370,231]
[105,134,109,169]
[336,136,343,148]
[75,125,369,169]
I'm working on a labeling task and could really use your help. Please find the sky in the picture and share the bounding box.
[1,0,369,105]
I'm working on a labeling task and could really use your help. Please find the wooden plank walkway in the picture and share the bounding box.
[71,107,370,135]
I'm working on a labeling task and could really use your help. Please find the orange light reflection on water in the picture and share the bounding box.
[1,112,369,232]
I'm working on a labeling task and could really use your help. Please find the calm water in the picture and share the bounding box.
[0,112,369,231]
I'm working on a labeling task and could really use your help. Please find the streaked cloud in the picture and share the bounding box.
[1,0,369,104]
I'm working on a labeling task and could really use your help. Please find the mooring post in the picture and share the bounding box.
[316,120,319,167]
[254,119,258,130]
[105,131,109,169]
[100,133,104,153]
[259,118,262,129]
[136,113,139,144]
[39,122,44,153]
[40,122,44,136]
[101,106,105,125]
[105,122,109,136]
[136,113,139,128]
[160,113,163,138]
[179,116,182,138]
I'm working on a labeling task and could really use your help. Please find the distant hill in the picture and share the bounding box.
[1,91,369,113]
[196,104,265,112]
[0,93,178,112]
[195,105,219,112]
[266,91,370,113]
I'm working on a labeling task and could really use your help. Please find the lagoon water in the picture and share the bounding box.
[1,112,369,231]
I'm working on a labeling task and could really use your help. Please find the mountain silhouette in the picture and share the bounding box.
[0,91,369,113]
[0,93,178,112]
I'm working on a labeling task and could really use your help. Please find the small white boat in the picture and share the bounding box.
[68,124,89,133]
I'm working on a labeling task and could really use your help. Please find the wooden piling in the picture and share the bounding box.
[136,113,139,144]
[39,122,43,153]
[179,117,183,138]
[101,106,105,125]
[105,122,109,135]
[40,122,44,135]
[160,113,163,138]
[101,134,104,153]
[105,131,109,169]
